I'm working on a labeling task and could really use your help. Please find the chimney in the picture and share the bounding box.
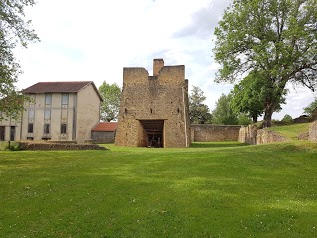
[153,59,164,76]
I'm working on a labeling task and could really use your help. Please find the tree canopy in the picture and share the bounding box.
[230,70,286,123]
[212,93,239,125]
[99,81,121,122]
[303,97,317,116]
[0,0,39,118]
[213,0,317,127]
[188,86,212,124]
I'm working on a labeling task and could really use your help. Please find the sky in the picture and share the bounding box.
[15,0,316,120]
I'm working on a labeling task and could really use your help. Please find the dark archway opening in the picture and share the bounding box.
[139,120,164,148]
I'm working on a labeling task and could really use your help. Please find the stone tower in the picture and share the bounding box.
[115,59,190,148]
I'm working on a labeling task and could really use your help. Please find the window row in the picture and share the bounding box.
[28,109,68,120]
[43,94,69,105]
[28,123,68,134]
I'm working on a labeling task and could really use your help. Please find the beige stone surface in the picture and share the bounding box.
[115,59,190,148]
[191,124,241,142]
[309,120,317,142]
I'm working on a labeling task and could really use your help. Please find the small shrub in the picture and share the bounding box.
[6,142,21,151]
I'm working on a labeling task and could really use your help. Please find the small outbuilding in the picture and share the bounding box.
[91,122,117,143]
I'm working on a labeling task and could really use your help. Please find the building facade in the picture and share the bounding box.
[115,59,190,148]
[0,115,21,142]
[0,81,101,143]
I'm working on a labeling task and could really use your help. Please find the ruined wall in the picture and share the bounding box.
[239,125,288,145]
[309,120,317,143]
[115,59,190,148]
[238,125,257,144]
[191,124,241,142]
[256,129,288,144]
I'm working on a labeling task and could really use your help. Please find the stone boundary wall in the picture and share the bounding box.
[256,129,288,144]
[309,120,317,142]
[191,124,241,142]
[19,142,107,151]
[238,125,257,144]
[239,125,288,145]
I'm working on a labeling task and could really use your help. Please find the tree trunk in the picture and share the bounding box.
[252,115,258,123]
[262,103,275,128]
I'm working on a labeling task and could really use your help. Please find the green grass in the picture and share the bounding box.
[1,142,317,237]
[269,123,310,141]
[0,142,8,150]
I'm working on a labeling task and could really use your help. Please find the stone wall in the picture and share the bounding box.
[239,125,288,145]
[19,141,107,150]
[191,124,241,142]
[309,120,317,142]
[115,59,190,148]
[238,125,257,144]
[256,129,288,144]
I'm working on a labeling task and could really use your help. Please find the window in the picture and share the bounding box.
[10,126,15,141]
[0,126,5,141]
[28,123,34,133]
[62,94,69,105]
[28,109,35,119]
[61,124,67,134]
[44,124,50,134]
[45,94,52,105]
[44,109,51,120]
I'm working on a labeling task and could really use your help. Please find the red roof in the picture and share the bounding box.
[22,81,103,101]
[92,122,117,132]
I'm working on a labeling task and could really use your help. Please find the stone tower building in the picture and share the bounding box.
[115,59,190,148]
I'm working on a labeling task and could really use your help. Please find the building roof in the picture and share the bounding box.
[22,81,103,101]
[92,122,117,132]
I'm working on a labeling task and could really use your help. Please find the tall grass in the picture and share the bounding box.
[0,142,317,237]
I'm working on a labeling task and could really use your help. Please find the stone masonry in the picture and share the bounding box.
[191,124,241,142]
[309,120,317,142]
[115,59,190,148]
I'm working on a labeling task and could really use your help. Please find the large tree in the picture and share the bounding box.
[0,0,39,118]
[189,86,212,124]
[99,81,121,122]
[230,70,286,123]
[213,0,317,127]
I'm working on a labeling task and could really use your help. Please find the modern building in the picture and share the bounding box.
[0,115,21,142]
[0,81,102,143]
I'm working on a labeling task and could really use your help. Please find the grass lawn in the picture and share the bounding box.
[269,123,311,141]
[0,142,317,237]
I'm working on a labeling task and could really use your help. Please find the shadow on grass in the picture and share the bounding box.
[190,142,248,148]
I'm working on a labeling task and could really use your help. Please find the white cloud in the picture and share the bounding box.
[14,0,314,121]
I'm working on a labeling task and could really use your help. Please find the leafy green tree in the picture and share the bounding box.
[99,81,121,122]
[237,113,252,126]
[231,71,286,123]
[281,114,293,124]
[303,98,317,117]
[189,86,212,124]
[0,0,39,118]
[213,0,317,127]
[212,93,239,125]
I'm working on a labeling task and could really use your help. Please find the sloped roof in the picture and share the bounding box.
[92,122,117,132]
[22,81,103,100]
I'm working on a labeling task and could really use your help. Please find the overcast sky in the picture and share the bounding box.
[15,0,316,120]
